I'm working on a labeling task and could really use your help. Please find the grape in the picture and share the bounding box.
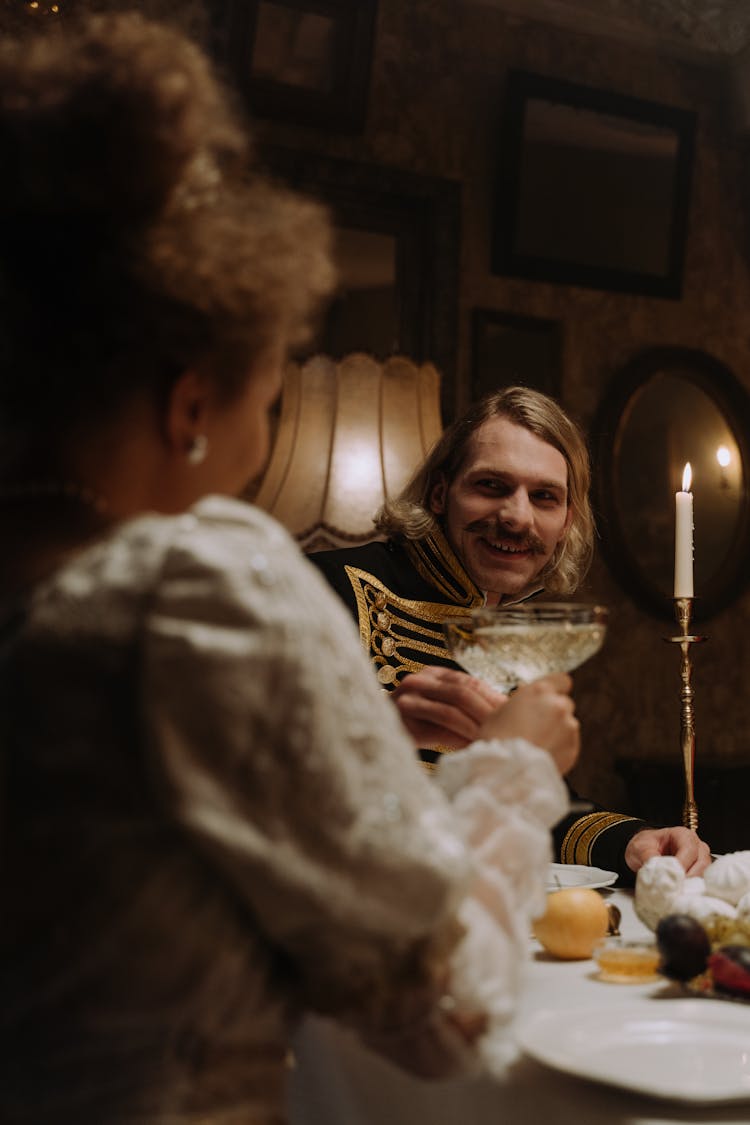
[704,915,750,947]
[655,914,711,981]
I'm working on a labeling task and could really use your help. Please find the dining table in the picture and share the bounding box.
[286,882,750,1125]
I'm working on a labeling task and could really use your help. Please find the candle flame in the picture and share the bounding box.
[682,462,692,491]
[717,446,731,468]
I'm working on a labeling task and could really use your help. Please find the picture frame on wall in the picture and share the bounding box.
[471,309,562,401]
[492,71,696,298]
[220,0,378,132]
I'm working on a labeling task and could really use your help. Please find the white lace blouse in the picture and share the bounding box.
[0,497,567,1124]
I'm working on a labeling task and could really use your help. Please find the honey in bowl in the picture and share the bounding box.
[594,938,660,983]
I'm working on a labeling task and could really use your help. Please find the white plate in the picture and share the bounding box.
[519,999,750,1103]
[547,862,617,891]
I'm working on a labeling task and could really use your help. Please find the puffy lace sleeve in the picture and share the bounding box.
[140,498,566,1077]
[436,739,568,1071]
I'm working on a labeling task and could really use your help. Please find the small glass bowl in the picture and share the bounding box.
[594,937,661,983]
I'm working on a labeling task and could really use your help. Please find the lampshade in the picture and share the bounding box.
[254,353,443,552]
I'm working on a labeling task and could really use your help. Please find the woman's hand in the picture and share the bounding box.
[391,666,507,749]
[477,673,579,776]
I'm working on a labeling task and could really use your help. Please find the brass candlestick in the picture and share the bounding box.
[665,597,706,831]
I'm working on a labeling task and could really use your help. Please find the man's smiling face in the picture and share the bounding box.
[429,415,572,603]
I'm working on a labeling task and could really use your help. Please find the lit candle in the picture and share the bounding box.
[674,462,693,598]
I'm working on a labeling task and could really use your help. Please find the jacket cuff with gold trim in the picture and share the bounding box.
[555,811,647,885]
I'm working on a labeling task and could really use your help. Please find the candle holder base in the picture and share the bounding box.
[664,597,706,832]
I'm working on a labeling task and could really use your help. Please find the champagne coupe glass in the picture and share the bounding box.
[443,602,608,694]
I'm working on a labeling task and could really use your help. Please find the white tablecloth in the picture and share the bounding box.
[286,887,750,1125]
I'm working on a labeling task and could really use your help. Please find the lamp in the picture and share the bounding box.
[254,352,443,553]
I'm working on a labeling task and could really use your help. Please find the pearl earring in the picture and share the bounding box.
[187,434,209,465]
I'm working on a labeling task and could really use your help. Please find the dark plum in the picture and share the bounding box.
[655,914,711,981]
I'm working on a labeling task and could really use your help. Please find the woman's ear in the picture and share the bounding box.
[164,369,212,457]
[429,474,447,515]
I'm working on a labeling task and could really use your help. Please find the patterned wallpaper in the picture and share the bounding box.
[248,0,750,834]
[623,0,750,53]
[466,0,750,56]
[25,0,743,833]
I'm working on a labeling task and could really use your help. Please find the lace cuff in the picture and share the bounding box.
[315,739,568,1080]
[434,738,568,1075]
[435,737,568,829]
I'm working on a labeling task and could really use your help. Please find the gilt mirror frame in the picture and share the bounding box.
[593,347,750,621]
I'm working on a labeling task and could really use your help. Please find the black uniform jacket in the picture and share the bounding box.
[310,528,647,882]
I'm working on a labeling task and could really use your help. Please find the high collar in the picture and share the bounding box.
[403,525,544,608]
[403,525,484,607]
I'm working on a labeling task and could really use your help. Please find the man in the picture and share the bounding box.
[310,386,711,882]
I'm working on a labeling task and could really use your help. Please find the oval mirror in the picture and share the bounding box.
[593,348,750,620]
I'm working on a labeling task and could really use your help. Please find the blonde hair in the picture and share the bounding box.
[376,387,594,594]
[0,13,334,445]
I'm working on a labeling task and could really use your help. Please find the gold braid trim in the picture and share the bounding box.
[341,565,468,766]
[560,812,639,865]
[343,565,473,685]
[404,528,484,607]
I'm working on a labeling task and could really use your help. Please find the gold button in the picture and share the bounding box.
[377,664,397,685]
[374,594,387,610]
[382,637,396,656]
[377,611,391,630]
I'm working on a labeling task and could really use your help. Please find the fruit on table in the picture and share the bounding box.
[606,903,622,936]
[702,914,750,947]
[654,913,750,999]
[532,887,610,960]
[708,945,750,997]
[656,913,711,981]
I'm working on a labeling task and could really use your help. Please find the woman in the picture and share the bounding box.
[0,14,579,1125]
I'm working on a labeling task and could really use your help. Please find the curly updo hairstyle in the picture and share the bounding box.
[0,12,334,448]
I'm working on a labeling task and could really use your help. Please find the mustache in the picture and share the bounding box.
[467,520,546,555]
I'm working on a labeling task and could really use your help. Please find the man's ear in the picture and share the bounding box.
[429,474,447,515]
[164,369,212,455]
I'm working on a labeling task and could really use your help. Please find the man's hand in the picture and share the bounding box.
[391,666,506,749]
[624,827,712,877]
[477,673,579,777]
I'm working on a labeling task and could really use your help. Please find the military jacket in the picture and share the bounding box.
[310,529,647,882]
